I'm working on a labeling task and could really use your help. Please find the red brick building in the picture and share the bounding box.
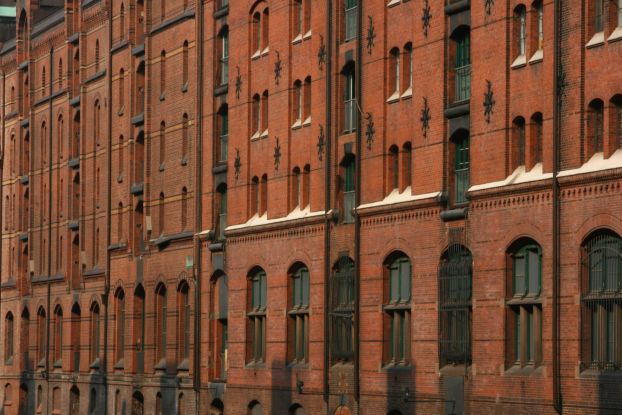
[1,0,622,414]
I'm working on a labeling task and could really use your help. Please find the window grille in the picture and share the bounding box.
[454,135,470,204]
[331,257,355,362]
[439,244,472,366]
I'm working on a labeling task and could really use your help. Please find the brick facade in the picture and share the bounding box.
[1,0,622,414]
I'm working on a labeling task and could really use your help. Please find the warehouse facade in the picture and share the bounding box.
[1,0,622,414]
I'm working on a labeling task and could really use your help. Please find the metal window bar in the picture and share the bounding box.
[454,65,471,103]
[344,99,357,133]
[439,245,472,366]
[454,168,469,204]
[331,257,355,362]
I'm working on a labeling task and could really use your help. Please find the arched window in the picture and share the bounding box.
[260,174,268,216]
[532,1,544,53]
[69,386,80,415]
[21,308,30,371]
[303,76,311,122]
[94,100,101,146]
[119,68,125,110]
[388,145,399,192]
[219,27,229,86]
[261,90,269,133]
[155,283,167,365]
[593,0,605,34]
[118,135,124,178]
[403,43,413,93]
[293,80,302,124]
[52,387,60,413]
[389,47,400,97]
[58,115,64,160]
[251,176,260,217]
[292,167,302,209]
[182,113,189,163]
[383,253,411,365]
[530,113,543,165]
[159,193,165,235]
[70,303,81,372]
[211,274,228,380]
[159,121,166,168]
[89,302,100,366]
[514,5,527,58]
[513,116,526,169]
[289,264,310,364]
[41,66,46,97]
[40,121,47,166]
[5,313,14,363]
[53,305,63,365]
[36,385,43,413]
[37,307,46,366]
[247,268,267,363]
[252,94,261,137]
[252,12,262,54]
[302,164,310,208]
[289,404,305,415]
[119,3,125,40]
[452,130,470,205]
[217,185,227,240]
[293,0,303,38]
[178,393,185,414]
[331,257,355,363]
[160,0,165,21]
[401,142,412,190]
[343,62,356,133]
[160,51,166,97]
[507,239,542,368]
[249,401,263,415]
[182,41,189,89]
[181,187,189,231]
[218,105,228,162]
[133,285,146,373]
[177,281,190,364]
[115,288,125,365]
[581,230,622,370]
[452,28,471,102]
[588,99,605,156]
[342,156,355,223]
[439,244,472,366]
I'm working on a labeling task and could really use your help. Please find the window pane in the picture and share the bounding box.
[591,305,599,363]
[260,274,267,309]
[301,269,309,307]
[514,307,521,362]
[293,274,301,307]
[399,259,411,302]
[389,264,399,302]
[526,307,533,362]
[513,254,526,295]
[528,248,541,295]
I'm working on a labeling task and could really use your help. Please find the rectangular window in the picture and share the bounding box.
[343,160,355,223]
[220,110,228,162]
[537,2,544,50]
[344,0,358,41]
[344,69,357,133]
[510,305,542,367]
[454,136,470,204]
[221,31,229,85]
[454,34,471,102]
[595,0,604,33]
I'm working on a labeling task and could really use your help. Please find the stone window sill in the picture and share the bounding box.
[387,0,400,6]
[529,49,543,64]
[291,119,302,130]
[401,87,413,99]
[608,27,622,42]
[292,34,303,45]
[511,55,527,69]
[386,91,400,104]
[303,30,312,40]
[586,32,605,48]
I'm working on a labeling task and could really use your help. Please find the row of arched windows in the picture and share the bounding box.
[586,95,622,160]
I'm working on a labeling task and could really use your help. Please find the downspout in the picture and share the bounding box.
[323,0,333,411]
[0,70,5,354]
[104,4,114,414]
[194,0,205,413]
[354,0,363,409]
[45,46,54,415]
[552,0,562,413]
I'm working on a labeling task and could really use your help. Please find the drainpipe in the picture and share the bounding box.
[552,0,562,413]
[194,0,205,412]
[323,0,333,411]
[103,3,114,414]
[0,69,5,364]
[354,1,363,409]
[45,46,54,415]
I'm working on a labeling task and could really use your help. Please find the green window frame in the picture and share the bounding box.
[512,244,542,297]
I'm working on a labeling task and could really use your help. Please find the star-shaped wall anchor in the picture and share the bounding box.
[234,148,241,179]
[365,112,375,150]
[422,0,432,37]
[317,124,325,161]
[235,66,242,99]
[318,35,327,70]
[274,51,283,85]
[420,97,431,138]
[274,137,282,170]
[485,0,495,15]
[366,16,376,55]
[483,80,495,123]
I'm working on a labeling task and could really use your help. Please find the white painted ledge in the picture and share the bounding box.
[357,187,441,210]
[558,150,622,178]
[469,163,552,192]
[226,206,325,232]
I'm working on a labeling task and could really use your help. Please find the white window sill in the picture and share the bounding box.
[608,27,622,42]
[260,129,269,138]
[261,47,270,56]
[511,55,527,69]
[401,87,413,99]
[387,0,400,7]
[303,116,311,126]
[251,50,261,60]
[292,34,303,45]
[291,119,302,130]
[529,49,543,64]
[303,30,312,40]
[586,32,605,48]
[250,132,260,141]
[386,91,401,103]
